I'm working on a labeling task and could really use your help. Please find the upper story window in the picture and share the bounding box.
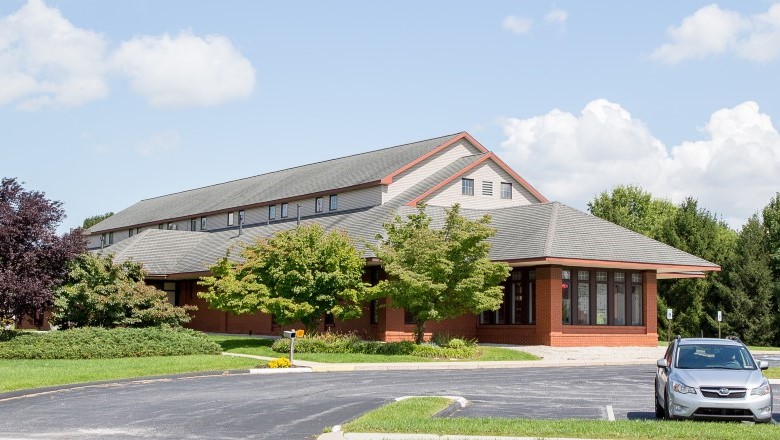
[315,197,323,213]
[269,205,276,220]
[238,210,245,225]
[281,203,288,218]
[190,218,197,231]
[462,178,474,196]
[129,228,134,237]
[108,232,114,245]
[227,212,234,226]
[501,182,512,199]
[482,181,493,196]
[200,217,207,230]
[329,194,338,211]
[167,222,176,230]
[158,224,164,229]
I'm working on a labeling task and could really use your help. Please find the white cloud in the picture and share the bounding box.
[499,99,780,229]
[136,130,182,156]
[0,0,108,109]
[651,3,780,63]
[545,8,568,27]
[111,32,255,108]
[502,15,533,35]
[0,1,256,110]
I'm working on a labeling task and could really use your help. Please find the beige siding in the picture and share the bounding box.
[425,161,537,209]
[384,140,481,203]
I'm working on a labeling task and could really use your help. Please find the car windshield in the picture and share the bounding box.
[676,344,756,370]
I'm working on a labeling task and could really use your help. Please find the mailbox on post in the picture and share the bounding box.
[282,329,303,365]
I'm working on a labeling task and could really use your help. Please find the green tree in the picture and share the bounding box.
[713,215,775,345]
[656,198,736,338]
[52,253,195,329]
[82,212,114,229]
[372,203,510,344]
[198,224,369,333]
[587,184,675,239]
[761,193,780,344]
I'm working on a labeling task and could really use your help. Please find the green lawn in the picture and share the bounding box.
[0,355,259,393]
[763,367,780,378]
[343,397,779,440]
[209,335,540,362]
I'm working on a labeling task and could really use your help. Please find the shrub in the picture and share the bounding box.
[267,357,292,368]
[52,253,196,329]
[0,327,221,359]
[270,332,473,358]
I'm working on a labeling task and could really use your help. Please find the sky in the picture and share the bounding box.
[2,0,779,233]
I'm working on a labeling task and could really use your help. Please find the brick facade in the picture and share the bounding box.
[179,265,660,347]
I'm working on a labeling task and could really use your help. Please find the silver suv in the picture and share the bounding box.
[655,336,773,422]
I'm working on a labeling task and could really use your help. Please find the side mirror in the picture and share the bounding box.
[657,359,668,369]
[758,360,769,370]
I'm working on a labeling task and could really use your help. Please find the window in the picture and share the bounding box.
[163,281,176,305]
[482,181,493,196]
[315,197,323,213]
[189,219,196,231]
[461,178,474,196]
[128,228,134,237]
[562,269,571,324]
[577,282,590,325]
[613,282,626,325]
[500,182,512,199]
[227,212,234,226]
[268,205,276,220]
[136,227,141,235]
[329,194,338,211]
[167,222,175,230]
[238,210,245,225]
[481,268,536,325]
[631,275,643,325]
[280,203,288,218]
[108,232,114,245]
[200,217,207,230]
[158,224,164,229]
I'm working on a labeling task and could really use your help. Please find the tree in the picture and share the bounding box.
[52,253,195,329]
[372,203,510,344]
[198,224,369,333]
[82,212,114,229]
[714,215,775,345]
[656,198,736,338]
[0,177,86,326]
[587,184,676,239]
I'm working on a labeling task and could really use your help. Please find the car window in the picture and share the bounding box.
[675,344,756,370]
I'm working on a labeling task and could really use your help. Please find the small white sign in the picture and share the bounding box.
[717,311,722,322]
[666,308,673,320]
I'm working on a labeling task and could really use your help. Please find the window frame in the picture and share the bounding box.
[461,178,474,196]
[227,212,234,226]
[315,197,323,213]
[500,182,513,199]
[268,205,276,220]
[329,194,338,211]
[280,203,288,218]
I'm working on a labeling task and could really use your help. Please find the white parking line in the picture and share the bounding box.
[606,405,615,421]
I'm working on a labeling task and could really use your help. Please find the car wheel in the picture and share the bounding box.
[664,389,672,420]
[654,384,664,419]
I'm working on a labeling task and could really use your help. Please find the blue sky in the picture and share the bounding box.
[2,0,779,232]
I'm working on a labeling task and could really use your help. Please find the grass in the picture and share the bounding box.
[0,355,259,394]
[763,367,780,378]
[343,397,780,440]
[209,335,540,362]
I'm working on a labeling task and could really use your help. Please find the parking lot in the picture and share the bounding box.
[0,365,777,439]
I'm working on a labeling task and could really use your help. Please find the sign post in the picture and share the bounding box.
[717,311,722,338]
[666,308,673,343]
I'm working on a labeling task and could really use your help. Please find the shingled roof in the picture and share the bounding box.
[88,132,466,233]
[104,200,719,278]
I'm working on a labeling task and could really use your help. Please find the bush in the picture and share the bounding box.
[271,332,475,358]
[0,327,221,359]
[52,253,196,329]
[267,357,292,368]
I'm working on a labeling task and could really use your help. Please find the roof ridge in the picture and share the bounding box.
[543,202,560,256]
[138,132,463,202]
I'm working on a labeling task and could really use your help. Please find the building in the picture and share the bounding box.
[86,132,719,346]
